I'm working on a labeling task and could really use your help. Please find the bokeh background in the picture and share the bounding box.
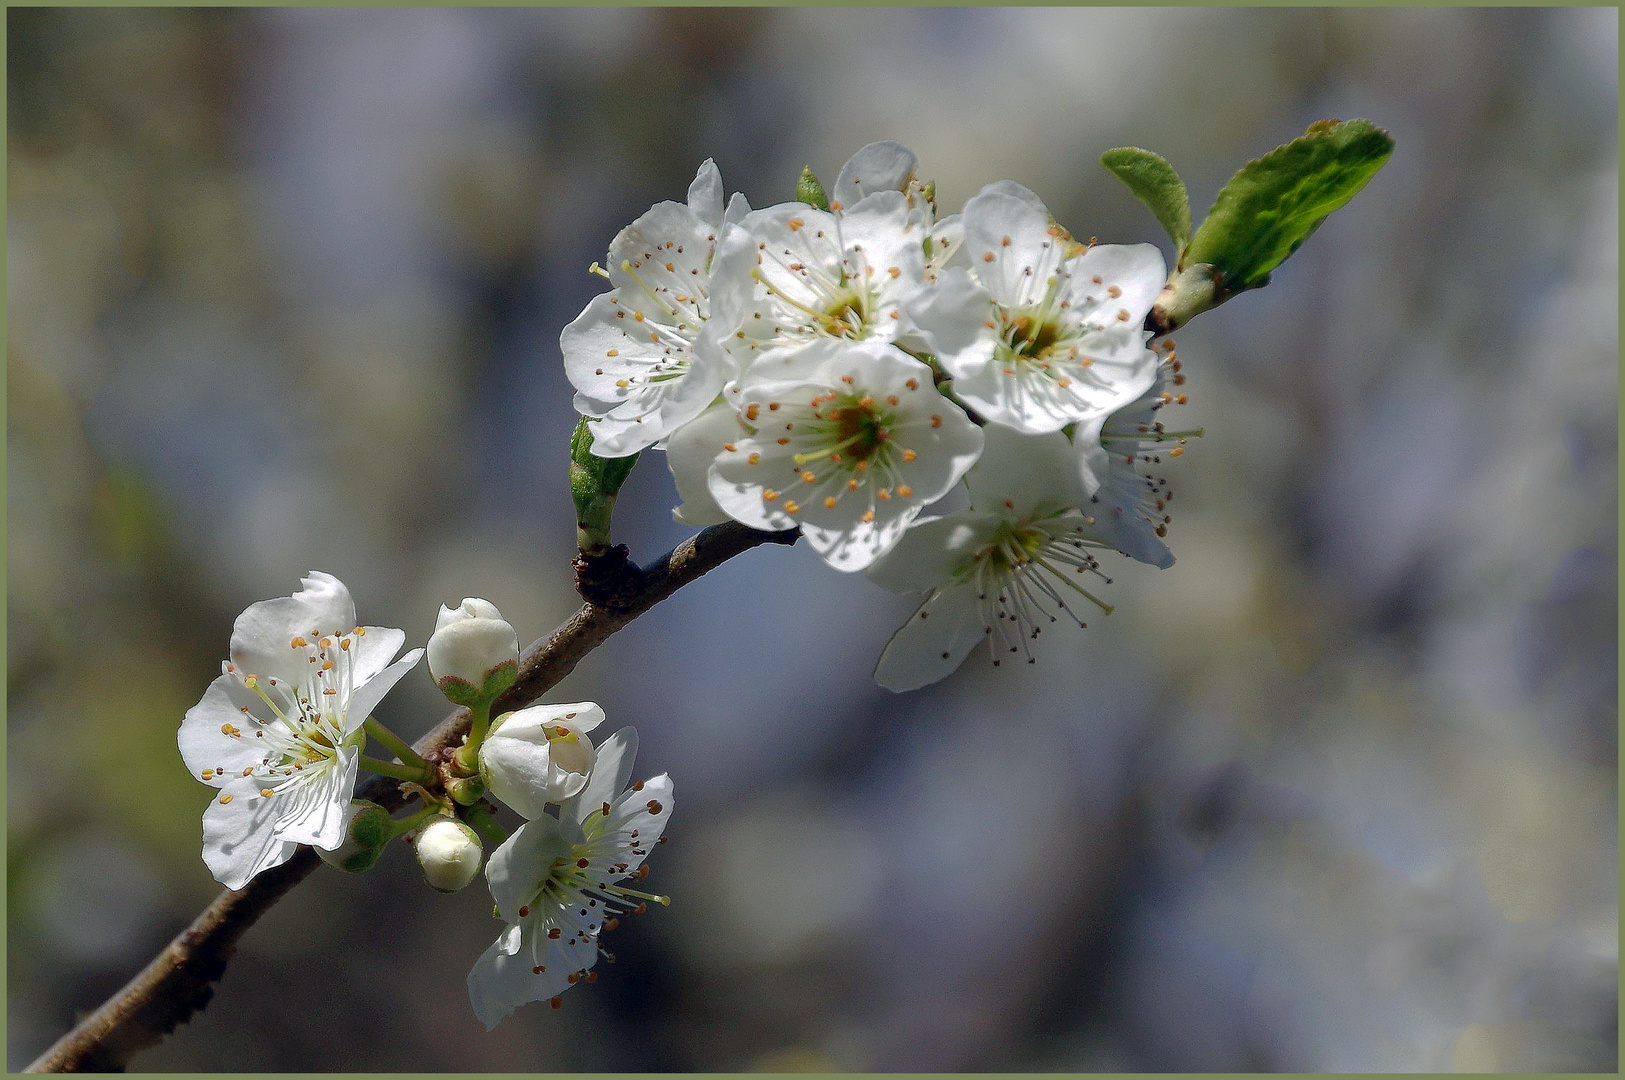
[7,7,1617,1072]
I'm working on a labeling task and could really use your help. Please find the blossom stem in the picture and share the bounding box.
[452,698,492,774]
[363,716,428,769]
[358,756,432,783]
[461,803,509,848]
[386,802,446,841]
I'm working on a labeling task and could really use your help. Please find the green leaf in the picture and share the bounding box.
[1185,118,1394,293]
[1101,146,1192,252]
[797,165,830,212]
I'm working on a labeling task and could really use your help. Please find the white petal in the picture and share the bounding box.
[178,676,274,784]
[797,498,921,573]
[427,614,518,687]
[686,158,724,232]
[948,342,1154,436]
[609,773,674,874]
[344,626,410,695]
[467,925,581,1030]
[961,190,1063,309]
[342,647,423,738]
[965,425,1089,518]
[200,777,302,890]
[605,201,715,294]
[666,399,741,527]
[866,511,1000,593]
[1067,243,1166,324]
[926,214,967,273]
[831,189,927,294]
[723,191,752,227]
[906,268,999,377]
[873,581,990,692]
[832,141,918,209]
[1073,413,1111,497]
[486,817,572,923]
[271,745,361,849]
[228,572,356,685]
[564,728,639,827]
[1087,471,1175,569]
[975,179,1048,213]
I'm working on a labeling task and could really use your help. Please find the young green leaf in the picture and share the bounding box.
[1101,146,1192,253]
[797,165,830,211]
[1185,118,1394,294]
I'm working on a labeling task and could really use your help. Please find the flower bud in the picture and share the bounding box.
[316,800,395,874]
[428,598,520,705]
[479,702,605,819]
[413,818,483,893]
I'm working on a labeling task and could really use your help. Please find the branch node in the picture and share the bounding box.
[572,543,646,609]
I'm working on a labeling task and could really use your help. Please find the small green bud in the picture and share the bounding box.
[797,166,830,212]
[570,417,640,556]
[317,800,394,874]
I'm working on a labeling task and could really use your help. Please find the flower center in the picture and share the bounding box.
[818,289,867,338]
[981,522,1050,575]
[225,629,369,788]
[1007,314,1062,358]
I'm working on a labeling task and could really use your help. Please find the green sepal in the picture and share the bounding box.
[1101,147,1192,254]
[1184,118,1394,294]
[570,417,640,555]
[797,166,830,211]
[447,774,488,806]
[316,800,395,874]
[435,658,518,708]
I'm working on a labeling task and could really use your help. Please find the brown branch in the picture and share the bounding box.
[25,520,797,1073]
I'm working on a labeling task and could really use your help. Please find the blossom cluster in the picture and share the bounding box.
[563,143,1196,691]
[179,575,671,1027]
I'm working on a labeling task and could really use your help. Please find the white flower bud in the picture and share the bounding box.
[479,702,605,819]
[427,597,520,701]
[413,818,484,893]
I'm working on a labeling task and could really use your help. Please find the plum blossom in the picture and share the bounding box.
[704,339,984,571]
[868,425,1122,691]
[468,730,672,1028]
[907,185,1164,434]
[706,187,927,376]
[561,160,748,457]
[178,572,422,889]
[479,702,606,819]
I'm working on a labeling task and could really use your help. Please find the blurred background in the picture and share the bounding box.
[7,7,1616,1071]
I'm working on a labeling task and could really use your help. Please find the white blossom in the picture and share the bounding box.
[706,188,927,377]
[479,702,605,819]
[561,160,747,457]
[869,426,1121,691]
[908,185,1165,434]
[178,572,422,889]
[706,339,984,571]
[468,730,672,1028]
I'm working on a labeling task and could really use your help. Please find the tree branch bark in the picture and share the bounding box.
[25,520,797,1073]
